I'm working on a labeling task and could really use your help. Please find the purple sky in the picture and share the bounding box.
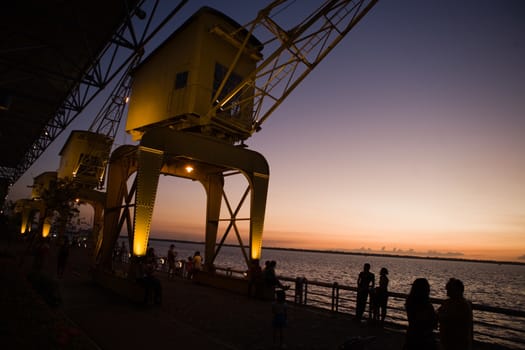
[8,1,525,261]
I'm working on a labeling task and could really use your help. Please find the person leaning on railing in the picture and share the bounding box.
[263,260,289,291]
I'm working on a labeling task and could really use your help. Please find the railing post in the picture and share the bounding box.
[331,282,339,312]
[294,277,304,304]
[303,278,308,305]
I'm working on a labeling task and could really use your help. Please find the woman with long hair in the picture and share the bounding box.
[404,278,438,350]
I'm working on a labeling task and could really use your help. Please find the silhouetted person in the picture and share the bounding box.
[372,267,389,326]
[141,247,162,305]
[167,244,177,279]
[263,260,270,271]
[355,263,375,321]
[32,237,50,271]
[119,241,128,263]
[56,236,70,278]
[264,260,288,291]
[247,258,263,297]
[272,289,288,348]
[192,251,202,274]
[184,256,194,279]
[404,278,438,350]
[438,278,473,350]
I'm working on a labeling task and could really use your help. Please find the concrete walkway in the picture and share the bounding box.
[4,239,509,350]
[62,246,408,349]
[3,240,408,349]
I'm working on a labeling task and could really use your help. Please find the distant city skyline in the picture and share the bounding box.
[7,1,525,262]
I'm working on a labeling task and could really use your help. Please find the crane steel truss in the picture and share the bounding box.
[208,0,378,140]
[2,0,188,185]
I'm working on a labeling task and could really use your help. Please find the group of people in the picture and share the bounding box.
[165,244,203,280]
[354,262,473,350]
[183,250,202,279]
[404,277,473,350]
[31,235,70,279]
[247,259,289,298]
[355,263,389,325]
[139,245,207,305]
[114,243,475,349]
[126,243,201,305]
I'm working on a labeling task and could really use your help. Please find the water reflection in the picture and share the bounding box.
[142,239,525,310]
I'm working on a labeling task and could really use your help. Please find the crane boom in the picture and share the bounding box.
[89,53,143,140]
[208,0,379,139]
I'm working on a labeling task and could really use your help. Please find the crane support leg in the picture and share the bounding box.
[203,174,224,270]
[249,172,269,261]
[97,145,138,269]
[92,203,104,262]
[133,146,164,257]
[76,188,106,263]
[20,205,31,235]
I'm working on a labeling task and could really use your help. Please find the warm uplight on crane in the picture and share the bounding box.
[42,217,52,238]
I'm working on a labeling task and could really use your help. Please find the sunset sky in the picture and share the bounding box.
[8,1,525,262]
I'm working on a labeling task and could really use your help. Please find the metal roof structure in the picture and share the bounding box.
[0,0,188,201]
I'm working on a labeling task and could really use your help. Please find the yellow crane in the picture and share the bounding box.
[95,0,379,277]
[14,0,189,255]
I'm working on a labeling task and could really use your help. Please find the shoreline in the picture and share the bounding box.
[143,237,525,267]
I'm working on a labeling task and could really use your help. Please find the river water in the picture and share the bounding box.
[131,239,525,349]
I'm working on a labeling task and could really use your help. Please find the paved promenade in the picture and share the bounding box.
[1,239,508,349]
[2,240,408,349]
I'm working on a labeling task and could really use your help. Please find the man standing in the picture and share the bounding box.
[438,278,473,350]
[167,244,177,278]
[355,263,375,321]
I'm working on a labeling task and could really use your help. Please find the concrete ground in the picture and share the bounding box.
[2,239,407,349]
[2,238,508,350]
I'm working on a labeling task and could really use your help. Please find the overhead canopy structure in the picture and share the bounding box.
[0,0,188,202]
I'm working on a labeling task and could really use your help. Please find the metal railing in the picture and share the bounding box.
[153,262,525,349]
[280,276,525,350]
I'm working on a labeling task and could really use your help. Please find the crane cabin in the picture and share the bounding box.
[57,130,113,189]
[126,6,263,144]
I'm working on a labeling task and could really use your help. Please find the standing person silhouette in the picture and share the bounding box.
[142,247,162,305]
[404,278,438,350]
[192,251,202,273]
[184,256,194,279]
[373,267,389,326]
[120,241,128,263]
[272,289,288,348]
[438,278,473,350]
[247,258,263,297]
[355,263,375,321]
[32,237,50,271]
[264,260,288,290]
[167,244,177,279]
[56,236,70,278]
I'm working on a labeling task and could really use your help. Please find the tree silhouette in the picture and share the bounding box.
[40,179,80,238]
